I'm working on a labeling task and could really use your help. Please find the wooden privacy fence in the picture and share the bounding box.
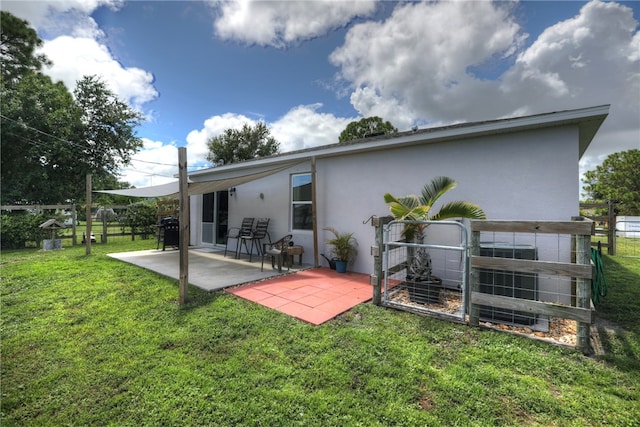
[468,219,595,354]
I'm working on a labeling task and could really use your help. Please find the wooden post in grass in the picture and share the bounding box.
[178,147,189,305]
[576,229,592,354]
[71,203,77,246]
[371,216,393,305]
[607,200,616,255]
[468,229,481,326]
[371,217,383,305]
[311,157,319,267]
[86,174,92,255]
[102,207,108,243]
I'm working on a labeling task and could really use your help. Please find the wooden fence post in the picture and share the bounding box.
[607,200,616,255]
[468,228,481,327]
[102,208,108,243]
[85,174,92,255]
[371,216,383,305]
[371,216,394,306]
[71,204,77,246]
[576,231,592,354]
[178,147,189,306]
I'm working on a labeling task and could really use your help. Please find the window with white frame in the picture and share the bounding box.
[291,173,312,230]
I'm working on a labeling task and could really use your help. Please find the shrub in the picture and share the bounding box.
[123,202,157,238]
[0,212,49,249]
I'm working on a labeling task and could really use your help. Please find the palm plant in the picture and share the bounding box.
[324,227,358,263]
[384,176,486,282]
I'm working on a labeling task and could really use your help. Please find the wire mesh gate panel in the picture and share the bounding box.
[616,217,640,257]
[381,220,468,321]
[468,220,595,353]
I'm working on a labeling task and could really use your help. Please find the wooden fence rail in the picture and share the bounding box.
[580,201,616,255]
[468,218,594,354]
[1,203,170,247]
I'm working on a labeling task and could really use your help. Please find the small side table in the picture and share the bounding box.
[286,245,304,267]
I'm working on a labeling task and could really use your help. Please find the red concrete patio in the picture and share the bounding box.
[226,267,373,325]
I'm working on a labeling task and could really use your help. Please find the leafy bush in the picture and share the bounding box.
[0,212,49,249]
[123,202,157,237]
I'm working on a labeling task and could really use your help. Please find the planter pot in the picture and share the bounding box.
[335,260,348,273]
[405,276,442,304]
[42,239,62,251]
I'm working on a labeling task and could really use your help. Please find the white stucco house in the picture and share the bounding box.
[185,104,609,275]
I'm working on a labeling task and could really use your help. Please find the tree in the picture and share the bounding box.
[338,116,398,142]
[206,122,279,165]
[0,13,143,204]
[0,11,50,86]
[1,74,142,204]
[583,149,640,215]
[1,72,83,204]
[73,75,143,175]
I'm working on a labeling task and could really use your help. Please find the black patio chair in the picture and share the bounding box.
[224,217,255,257]
[261,234,293,272]
[238,218,270,262]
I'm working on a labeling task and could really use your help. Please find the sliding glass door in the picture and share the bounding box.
[201,191,228,245]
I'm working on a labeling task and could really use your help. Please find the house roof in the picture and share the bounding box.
[190,104,609,180]
[96,105,609,198]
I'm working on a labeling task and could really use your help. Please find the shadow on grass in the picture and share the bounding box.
[593,255,640,372]
[181,286,225,310]
[596,322,640,373]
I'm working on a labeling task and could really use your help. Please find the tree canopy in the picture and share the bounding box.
[206,122,280,165]
[339,116,398,142]
[0,12,143,205]
[0,11,49,85]
[583,149,640,215]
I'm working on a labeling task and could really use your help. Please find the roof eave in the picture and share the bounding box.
[189,104,610,177]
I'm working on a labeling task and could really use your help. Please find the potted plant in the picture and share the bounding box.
[324,227,358,273]
[384,176,486,303]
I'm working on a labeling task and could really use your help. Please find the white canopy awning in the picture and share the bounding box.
[96,180,180,198]
[95,161,302,197]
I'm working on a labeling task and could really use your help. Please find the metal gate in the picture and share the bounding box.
[381,220,468,321]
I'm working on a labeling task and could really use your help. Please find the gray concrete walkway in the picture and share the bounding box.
[108,247,297,291]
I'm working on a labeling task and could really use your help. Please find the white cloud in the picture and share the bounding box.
[2,0,122,39]
[185,113,257,166]
[211,0,376,47]
[270,104,354,151]
[4,1,157,110]
[330,0,639,174]
[500,1,640,172]
[349,87,417,131]
[503,1,639,113]
[5,0,636,190]
[119,138,178,188]
[39,36,158,109]
[330,1,524,124]
[184,105,353,164]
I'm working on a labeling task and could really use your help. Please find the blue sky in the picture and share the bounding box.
[3,1,639,189]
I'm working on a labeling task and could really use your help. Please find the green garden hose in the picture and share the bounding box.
[590,247,608,304]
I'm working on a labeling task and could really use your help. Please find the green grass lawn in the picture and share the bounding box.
[1,240,639,426]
